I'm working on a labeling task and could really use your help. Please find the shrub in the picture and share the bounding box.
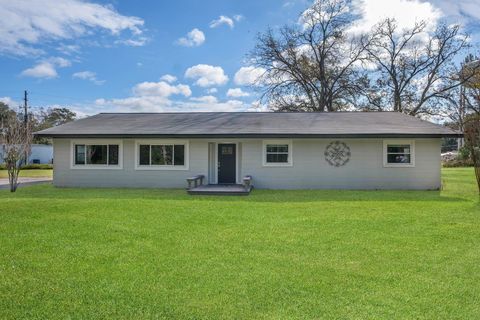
[442,159,474,168]
[0,164,53,170]
[457,146,471,160]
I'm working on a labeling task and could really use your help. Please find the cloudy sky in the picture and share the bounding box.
[0,0,479,116]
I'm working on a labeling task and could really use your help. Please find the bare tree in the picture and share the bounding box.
[1,115,33,192]
[363,18,474,116]
[464,116,480,193]
[250,0,369,112]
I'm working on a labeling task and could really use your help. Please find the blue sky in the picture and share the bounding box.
[0,0,479,116]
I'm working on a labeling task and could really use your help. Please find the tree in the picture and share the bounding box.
[0,102,16,129]
[250,0,369,112]
[362,18,474,116]
[0,115,33,192]
[440,55,480,148]
[464,116,480,193]
[34,107,76,144]
[38,107,76,128]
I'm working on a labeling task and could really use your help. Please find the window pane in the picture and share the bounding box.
[174,145,185,166]
[387,145,410,154]
[387,153,411,164]
[86,145,107,165]
[108,145,119,165]
[139,145,150,165]
[266,144,288,153]
[75,145,85,165]
[151,145,173,165]
[221,146,233,155]
[267,153,288,163]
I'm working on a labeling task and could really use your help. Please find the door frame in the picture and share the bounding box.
[214,142,239,184]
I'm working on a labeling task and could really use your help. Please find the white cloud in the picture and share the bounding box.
[95,94,249,113]
[20,57,71,79]
[206,88,218,94]
[0,0,145,56]
[176,28,205,47]
[133,81,192,97]
[428,0,480,25]
[246,100,270,112]
[115,37,149,47]
[177,99,247,112]
[56,44,81,55]
[0,96,18,107]
[21,62,57,78]
[190,95,218,103]
[234,66,265,86]
[185,64,229,87]
[227,88,250,97]
[72,71,105,85]
[349,0,442,34]
[233,15,244,22]
[210,15,235,29]
[92,77,253,112]
[160,74,177,83]
[94,80,195,112]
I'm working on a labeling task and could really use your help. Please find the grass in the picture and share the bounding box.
[0,168,478,319]
[0,169,52,178]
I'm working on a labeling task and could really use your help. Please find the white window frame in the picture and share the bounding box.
[135,140,189,171]
[383,140,415,168]
[70,139,123,170]
[262,140,293,167]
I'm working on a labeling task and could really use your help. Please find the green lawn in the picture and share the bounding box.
[0,169,53,178]
[0,168,479,319]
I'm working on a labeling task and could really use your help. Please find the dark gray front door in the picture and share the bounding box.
[218,144,236,184]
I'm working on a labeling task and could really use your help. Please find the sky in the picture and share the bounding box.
[0,0,479,117]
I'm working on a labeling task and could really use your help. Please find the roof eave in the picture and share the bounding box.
[34,132,463,139]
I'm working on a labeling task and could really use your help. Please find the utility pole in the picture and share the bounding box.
[23,90,28,165]
[23,90,28,124]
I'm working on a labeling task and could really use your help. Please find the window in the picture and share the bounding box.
[137,143,186,168]
[383,140,415,167]
[73,143,121,168]
[263,140,292,166]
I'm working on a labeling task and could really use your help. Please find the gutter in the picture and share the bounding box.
[34,133,463,139]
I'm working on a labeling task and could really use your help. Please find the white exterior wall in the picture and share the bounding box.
[52,138,441,190]
[0,144,53,164]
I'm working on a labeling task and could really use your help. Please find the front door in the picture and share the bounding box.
[218,144,236,184]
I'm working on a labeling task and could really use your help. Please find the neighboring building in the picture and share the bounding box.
[0,144,53,165]
[35,112,461,190]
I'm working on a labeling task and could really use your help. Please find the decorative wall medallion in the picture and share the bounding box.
[324,141,351,167]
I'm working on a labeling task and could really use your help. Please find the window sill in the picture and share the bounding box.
[70,165,123,170]
[135,166,189,171]
[383,163,415,168]
[262,163,293,167]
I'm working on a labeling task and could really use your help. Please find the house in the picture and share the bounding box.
[35,112,461,190]
[0,144,53,165]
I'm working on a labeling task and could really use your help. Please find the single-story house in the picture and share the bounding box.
[0,144,53,165]
[35,112,460,190]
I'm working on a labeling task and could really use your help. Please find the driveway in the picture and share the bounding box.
[0,177,52,190]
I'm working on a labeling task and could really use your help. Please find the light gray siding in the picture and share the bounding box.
[53,138,441,190]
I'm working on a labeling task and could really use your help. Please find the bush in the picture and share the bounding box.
[457,146,471,160]
[0,164,53,170]
[442,159,474,168]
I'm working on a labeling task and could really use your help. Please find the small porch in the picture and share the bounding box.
[186,175,253,195]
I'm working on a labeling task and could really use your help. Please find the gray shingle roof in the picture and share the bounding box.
[35,112,461,138]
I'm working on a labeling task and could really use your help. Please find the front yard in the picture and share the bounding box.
[0,168,479,319]
[0,169,53,178]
